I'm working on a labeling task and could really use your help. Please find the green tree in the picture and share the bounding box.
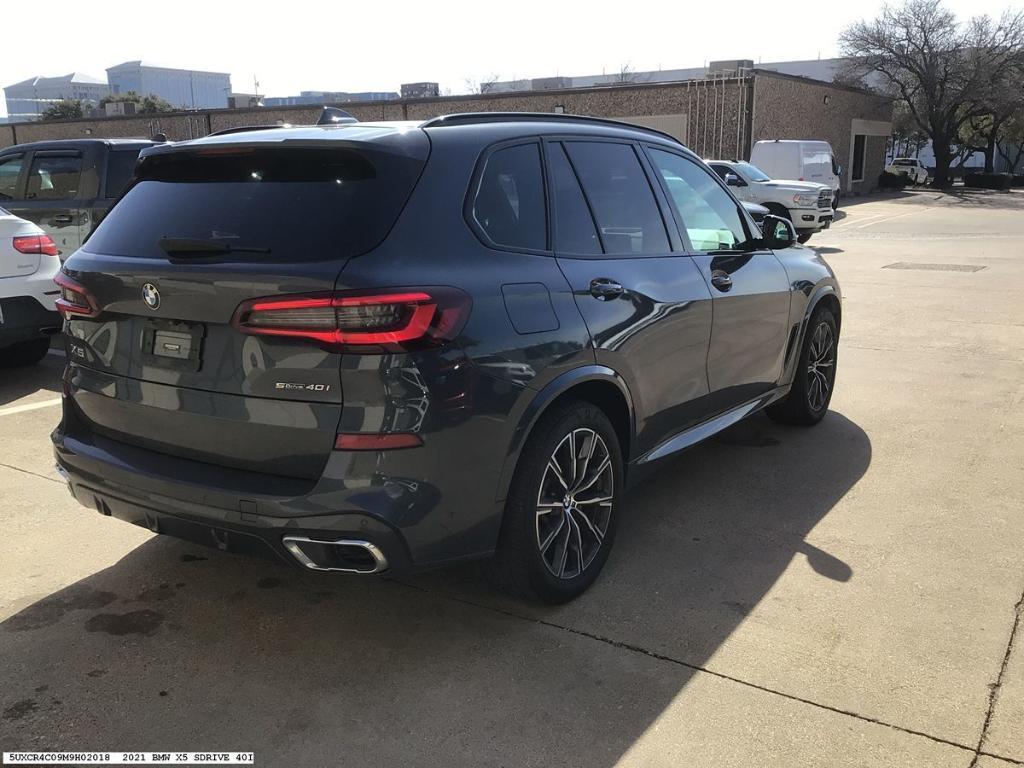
[39,99,84,121]
[996,110,1024,173]
[100,90,176,114]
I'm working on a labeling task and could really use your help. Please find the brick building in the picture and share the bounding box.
[0,69,892,194]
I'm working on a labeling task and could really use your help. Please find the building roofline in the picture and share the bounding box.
[750,67,891,98]
[1,69,891,130]
[106,61,230,77]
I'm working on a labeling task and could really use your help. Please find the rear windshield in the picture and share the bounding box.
[84,146,425,260]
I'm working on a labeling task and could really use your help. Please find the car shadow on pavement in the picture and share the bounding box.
[0,355,63,408]
[0,411,870,766]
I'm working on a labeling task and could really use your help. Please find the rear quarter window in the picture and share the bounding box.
[471,142,547,251]
[84,146,426,261]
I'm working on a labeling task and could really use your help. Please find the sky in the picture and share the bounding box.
[1,0,1019,117]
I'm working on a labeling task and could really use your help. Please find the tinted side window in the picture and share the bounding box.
[0,154,24,201]
[549,143,600,255]
[472,143,546,251]
[105,150,141,198]
[27,154,83,201]
[648,148,750,252]
[709,164,730,181]
[564,141,669,255]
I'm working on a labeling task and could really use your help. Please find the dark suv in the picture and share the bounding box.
[0,138,158,258]
[52,112,841,602]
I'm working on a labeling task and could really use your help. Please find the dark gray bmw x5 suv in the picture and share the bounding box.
[52,112,841,602]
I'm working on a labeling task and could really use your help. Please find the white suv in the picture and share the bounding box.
[0,207,61,366]
[706,160,834,244]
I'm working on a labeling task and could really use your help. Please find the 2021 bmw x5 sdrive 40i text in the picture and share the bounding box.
[52,112,841,602]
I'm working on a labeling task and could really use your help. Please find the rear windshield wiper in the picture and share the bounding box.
[158,237,271,257]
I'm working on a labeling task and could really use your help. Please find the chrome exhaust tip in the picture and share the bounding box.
[282,536,388,574]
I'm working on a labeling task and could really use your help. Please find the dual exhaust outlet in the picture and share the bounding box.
[282,536,388,574]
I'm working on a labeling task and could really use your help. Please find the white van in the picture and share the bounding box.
[750,140,841,208]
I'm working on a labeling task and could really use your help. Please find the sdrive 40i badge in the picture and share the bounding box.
[275,382,332,392]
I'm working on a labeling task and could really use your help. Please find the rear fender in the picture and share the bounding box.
[495,365,635,502]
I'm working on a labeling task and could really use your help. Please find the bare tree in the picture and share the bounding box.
[964,66,1024,172]
[612,63,636,85]
[463,73,501,95]
[889,102,930,158]
[841,0,1024,186]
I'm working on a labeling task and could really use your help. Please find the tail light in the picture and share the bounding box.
[54,272,99,318]
[232,287,471,352]
[13,234,59,256]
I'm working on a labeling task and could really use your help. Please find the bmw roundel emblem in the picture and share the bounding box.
[142,283,161,310]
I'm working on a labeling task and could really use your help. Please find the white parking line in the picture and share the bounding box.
[847,209,926,230]
[0,398,63,417]
[832,213,885,229]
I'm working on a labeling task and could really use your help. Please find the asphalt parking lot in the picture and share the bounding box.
[2,188,1023,767]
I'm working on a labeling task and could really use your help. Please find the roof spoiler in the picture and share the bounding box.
[317,106,358,125]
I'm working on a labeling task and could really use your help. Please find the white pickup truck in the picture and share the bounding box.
[706,160,834,244]
[885,157,929,185]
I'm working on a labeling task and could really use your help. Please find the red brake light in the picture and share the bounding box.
[232,288,471,352]
[54,272,99,319]
[13,234,58,257]
[334,433,423,451]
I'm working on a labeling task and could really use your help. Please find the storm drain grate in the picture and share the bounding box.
[883,262,986,272]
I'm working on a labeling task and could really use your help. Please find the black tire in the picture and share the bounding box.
[488,401,623,603]
[1,337,51,368]
[797,232,813,244]
[767,306,838,426]
[832,191,840,210]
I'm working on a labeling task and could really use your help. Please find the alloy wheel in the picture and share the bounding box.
[806,321,835,412]
[535,428,614,580]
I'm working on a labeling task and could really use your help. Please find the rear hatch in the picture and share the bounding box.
[61,131,428,480]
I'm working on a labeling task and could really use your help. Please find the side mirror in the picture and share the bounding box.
[837,164,844,177]
[762,214,797,249]
[724,172,744,187]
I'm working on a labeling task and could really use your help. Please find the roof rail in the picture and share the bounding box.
[420,112,682,145]
[206,124,292,137]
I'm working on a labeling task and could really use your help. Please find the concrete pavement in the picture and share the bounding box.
[1,188,1022,767]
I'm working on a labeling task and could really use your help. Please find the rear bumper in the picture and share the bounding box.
[53,431,418,575]
[52,399,507,574]
[0,296,61,347]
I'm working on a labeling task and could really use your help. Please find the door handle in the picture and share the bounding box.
[710,272,733,292]
[589,278,624,301]
[53,214,74,224]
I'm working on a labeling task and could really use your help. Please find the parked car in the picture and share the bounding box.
[885,157,929,185]
[0,206,61,366]
[750,139,842,209]
[0,138,158,260]
[742,200,770,229]
[53,111,842,603]
[706,160,834,244]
